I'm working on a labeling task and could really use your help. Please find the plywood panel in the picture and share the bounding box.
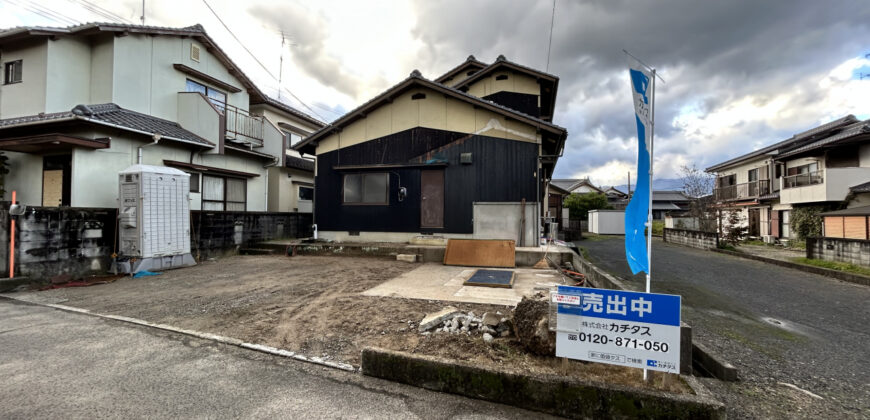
[443,239,515,268]
[42,170,63,207]
[843,216,867,239]
[825,216,843,238]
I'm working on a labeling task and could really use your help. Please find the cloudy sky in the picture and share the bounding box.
[3,0,869,186]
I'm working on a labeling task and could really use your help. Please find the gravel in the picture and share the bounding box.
[577,236,870,419]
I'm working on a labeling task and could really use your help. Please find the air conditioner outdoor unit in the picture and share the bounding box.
[113,164,195,274]
[762,235,776,244]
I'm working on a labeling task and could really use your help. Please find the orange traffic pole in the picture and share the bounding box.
[9,190,15,279]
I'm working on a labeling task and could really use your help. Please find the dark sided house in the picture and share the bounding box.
[294,56,567,244]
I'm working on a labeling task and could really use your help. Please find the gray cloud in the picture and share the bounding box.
[411,0,870,183]
[248,3,364,98]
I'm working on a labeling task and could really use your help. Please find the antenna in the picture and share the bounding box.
[140,0,145,25]
[278,32,284,100]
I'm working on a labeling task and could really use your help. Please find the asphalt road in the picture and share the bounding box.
[576,236,870,419]
[0,299,556,419]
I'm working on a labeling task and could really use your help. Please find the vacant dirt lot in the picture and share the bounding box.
[19,255,686,392]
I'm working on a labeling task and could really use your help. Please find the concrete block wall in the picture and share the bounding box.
[807,237,870,267]
[191,211,313,258]
[662,228,719,250]
[3,207,116,281]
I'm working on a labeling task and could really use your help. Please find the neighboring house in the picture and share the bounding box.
[651,190,691,220]
[706,115,870,239]
[293,56,567,244]
[250,98,325,213]
[603,186,629,210]
[0,23,322,213]
[551,178,603,195]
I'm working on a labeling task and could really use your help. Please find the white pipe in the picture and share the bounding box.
[138,134,162,164]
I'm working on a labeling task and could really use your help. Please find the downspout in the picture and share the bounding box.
[137,133,162,164]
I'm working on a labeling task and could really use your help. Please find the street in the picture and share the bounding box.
[0,298,556,419]
[577,236,870,419]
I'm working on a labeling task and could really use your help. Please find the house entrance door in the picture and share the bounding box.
[42,154,71,207]
[748,208,760,237]
[420,170,444,229]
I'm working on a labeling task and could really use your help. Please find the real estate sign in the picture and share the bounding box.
[554,286,681,373]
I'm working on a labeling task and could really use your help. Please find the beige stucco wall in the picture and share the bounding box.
[714,158,772,185]
[3,151,43,204]
[465,71,540,98]
[177,92,221,145]
[0,39,47,119]
[315,87,541,155]
[89,34,114,104]
[781,166,870,204]
[45,36,91,113]
[250,104,322,135]
[110,35,250,121]
[267,166,313,212]
[59,130,267,210]
[859,144,870,167]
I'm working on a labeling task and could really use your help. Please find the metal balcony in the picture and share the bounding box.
[714,180,770,201]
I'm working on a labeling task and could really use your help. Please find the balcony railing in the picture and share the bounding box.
[783,171,823,189]
[714,180,770,201]
[212,100,264,146]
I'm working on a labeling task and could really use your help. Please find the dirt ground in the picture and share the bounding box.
[21,255,688,393]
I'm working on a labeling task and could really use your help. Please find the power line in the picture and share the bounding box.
[546,0,556,72]
[69,0,131,23]
[4,0,81,25]
[199,0,326,120]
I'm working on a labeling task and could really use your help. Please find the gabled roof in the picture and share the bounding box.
[252,96,326,129]
[547,182,571,195]
[652,190,691,202]
[850,181,870,193]
[820,205,870,217]
[292,70,567,155]
[706,115,859,172]
[286,155,315,172]
[433,55,488,84]
[603,186,628,197]
[0,23,262,105]
[451,55,559,117]
[778,120,870,159]
[550,178,581,191]
[0,103,213,147]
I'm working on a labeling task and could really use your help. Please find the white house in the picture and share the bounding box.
[707,115,870,239]
[0,22,322,212]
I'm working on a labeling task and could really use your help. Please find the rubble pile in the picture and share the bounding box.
[418,306,513,341]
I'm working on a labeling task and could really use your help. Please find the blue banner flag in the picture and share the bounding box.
[625,67,653,275]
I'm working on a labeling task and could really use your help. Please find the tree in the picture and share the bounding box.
[679,164,717,232]
[723,209,747,244]
[564,192,612,220]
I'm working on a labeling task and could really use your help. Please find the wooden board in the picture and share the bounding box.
[443,239,515,268]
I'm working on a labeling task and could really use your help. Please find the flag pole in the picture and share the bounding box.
[647,68,656,295]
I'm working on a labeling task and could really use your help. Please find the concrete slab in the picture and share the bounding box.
[361,263,565,306]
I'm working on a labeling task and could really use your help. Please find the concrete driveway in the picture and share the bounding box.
[0,298,556,419]
[576,236,870,419]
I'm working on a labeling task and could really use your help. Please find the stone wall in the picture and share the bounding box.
[662,228,719,250]
[807,237,870,267]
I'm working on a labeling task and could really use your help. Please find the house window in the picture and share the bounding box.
[299,186,314,201]
[185,79,227,109]
[4,60,22,84]
[202,175,246,211]
[343,173,388,205]
[748,168,758,182]
[188,172,200,193]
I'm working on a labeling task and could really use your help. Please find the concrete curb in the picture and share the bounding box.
[570,251,739,382]
[0,295,356,372]
[0,277,32,293]
[361,347,726,419]
[692,342,738,382]
[713,249,870,287]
